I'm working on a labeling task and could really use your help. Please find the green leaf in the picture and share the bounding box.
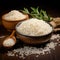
[22,8,30,14]
[21,7,52,22]
[31,7,39,14]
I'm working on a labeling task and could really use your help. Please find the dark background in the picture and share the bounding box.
[0,0,60,16]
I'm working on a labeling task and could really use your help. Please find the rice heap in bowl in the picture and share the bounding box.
[16,18,53,36]
[2,10,27,21]
[2,10,29,31]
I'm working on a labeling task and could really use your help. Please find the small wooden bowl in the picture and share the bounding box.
[2,13,29,31]
[16,22,53,45]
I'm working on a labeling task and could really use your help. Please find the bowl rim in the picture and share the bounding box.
[15,20,53,38]
[2,14,28,22]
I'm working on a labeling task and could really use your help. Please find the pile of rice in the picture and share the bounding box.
[16,18,52,36]
[3,10,26,21]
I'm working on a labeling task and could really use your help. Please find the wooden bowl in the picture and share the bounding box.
[15,21,53,45]
[2,13,29,31]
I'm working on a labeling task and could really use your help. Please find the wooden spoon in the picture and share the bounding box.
[3,30,16,48]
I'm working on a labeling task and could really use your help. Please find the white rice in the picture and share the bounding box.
[7,42,57,58]
[3,38,15,47]
[16,18,52,36]
[3,10,26,21]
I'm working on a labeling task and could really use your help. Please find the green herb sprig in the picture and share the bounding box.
[21,7,52,22]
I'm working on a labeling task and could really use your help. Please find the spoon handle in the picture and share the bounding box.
[10,30,15,37]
